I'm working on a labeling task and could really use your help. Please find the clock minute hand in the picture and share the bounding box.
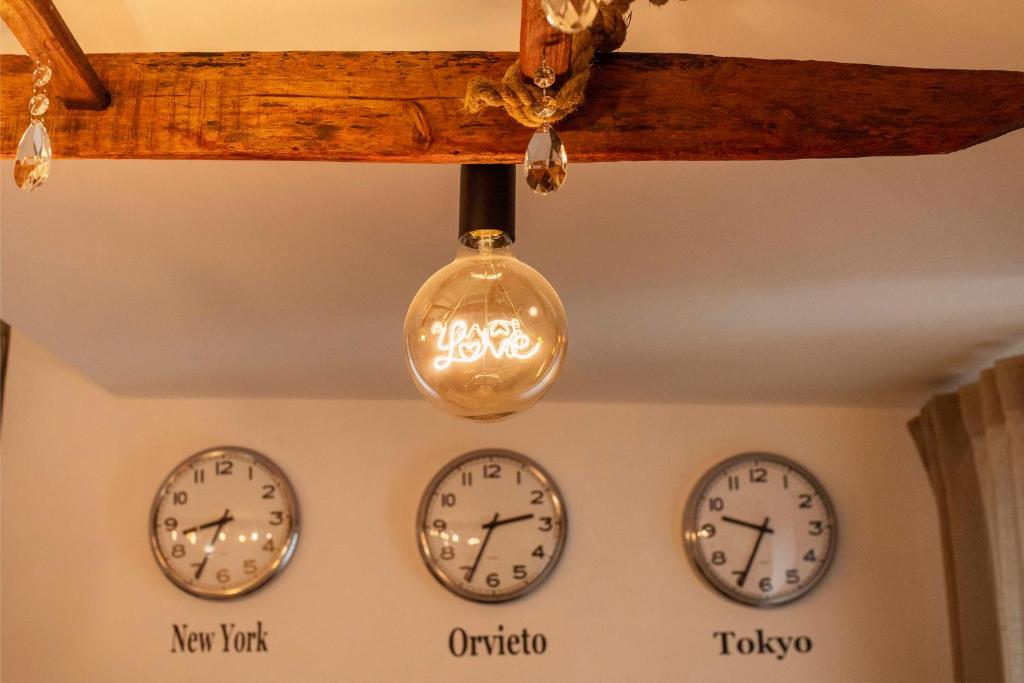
[736,516,771,588]
[466,512,500,584]
[483,513,535,530]
[722,515,775,534]
[194,509,232,580]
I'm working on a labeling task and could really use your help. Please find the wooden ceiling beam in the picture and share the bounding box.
[1,51,1022,163]
[519,0,572,79]
[0,0,110,110]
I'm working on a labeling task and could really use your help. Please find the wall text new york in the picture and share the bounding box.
[171,622,269,653]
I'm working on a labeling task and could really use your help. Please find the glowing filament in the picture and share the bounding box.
[431,319,541,370]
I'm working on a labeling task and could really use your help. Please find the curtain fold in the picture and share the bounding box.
[910,354,1024,682]
[992,358,1024,678]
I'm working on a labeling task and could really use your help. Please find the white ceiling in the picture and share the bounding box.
[2,0,1023,407]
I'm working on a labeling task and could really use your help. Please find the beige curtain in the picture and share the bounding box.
[910,354,1024,682]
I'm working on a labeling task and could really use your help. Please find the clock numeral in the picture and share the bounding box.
[731,570,745,586]
[803,549,817,563]
[216,460,233,476]
[243,559,257,575]
[711,551,727,566]
[440,493,456,507]
[248,466,253,481]
[708,497,724,512]
[798,493,812,509]
[808,520,824,536]
[460,566,474,581]
[172,491,188,505]
[269,511,285,526]
[440,546,455,561]
[727,475,740,491]
[432,519,447,531]
[538,516,553,531]
[461,471,473,487]
[513,565,527,580]
[216,568,230,584]
[516,470,522,485]
[701,523,716,539]
[163,517,178,531]
[486,573,501,588]
[262,484,276,499]
[263,538,275,552]
[786,569,800,584]
[532,545,545,559]
[193,469,205,484]
[749,467,767,483]
[171,544,186,558]
[783,474,789,489]
[483,463,501,479]
[758,577,773,593]
[530,490,545,505]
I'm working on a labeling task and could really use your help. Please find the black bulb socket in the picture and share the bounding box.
[458,164,515,243]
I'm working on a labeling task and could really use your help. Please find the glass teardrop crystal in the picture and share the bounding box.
[524,125,567,195]
[540,0,599,34]
[14,119,52,191]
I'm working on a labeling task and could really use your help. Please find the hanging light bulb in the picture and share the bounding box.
[404,165,568,421]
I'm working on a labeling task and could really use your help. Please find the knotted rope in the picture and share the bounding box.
[463,0,670,128]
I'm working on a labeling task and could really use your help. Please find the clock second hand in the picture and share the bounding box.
[466,512,500,583]
[194,508,231,580]
[736,517,771,588]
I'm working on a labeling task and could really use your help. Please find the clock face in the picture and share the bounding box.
[417,449,567,602]
[683,452,837,607]
[149,446,299,599]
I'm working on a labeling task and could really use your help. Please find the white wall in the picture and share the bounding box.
[1,331,952,682]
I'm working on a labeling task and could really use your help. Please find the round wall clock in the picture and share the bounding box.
[683,452,837,607]
[149,446,300,599]
[417,449,567,603]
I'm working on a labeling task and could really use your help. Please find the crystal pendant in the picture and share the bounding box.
[32,63,52,88]
[524,125,567,195]
[534,95,557,120]
[14,119,52,191]
[541,0,599,34]
[28,93,49,116]
[533,65,556,89]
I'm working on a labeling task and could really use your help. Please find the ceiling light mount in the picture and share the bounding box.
[459,164,516,244]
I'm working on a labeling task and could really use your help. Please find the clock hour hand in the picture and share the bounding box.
[482,513,535,530]
[721,515,775,534]
[181,513,235,536]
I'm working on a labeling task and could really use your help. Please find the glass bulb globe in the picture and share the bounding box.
[404,230,568,421]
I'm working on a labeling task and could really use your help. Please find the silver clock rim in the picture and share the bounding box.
[416,448,568,604]
[148,445,301,600]
[682,451,838,608]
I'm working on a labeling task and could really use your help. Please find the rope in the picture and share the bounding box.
[463,0,671,128]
